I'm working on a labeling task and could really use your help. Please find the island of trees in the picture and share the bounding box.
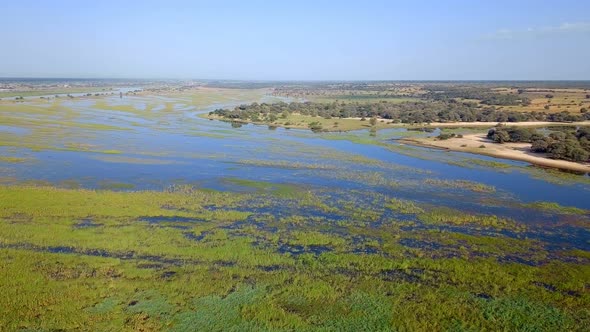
[210,100,590,127]
[487,126,590,162]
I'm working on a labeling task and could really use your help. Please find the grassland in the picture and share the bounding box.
[0,184,588,331]
[494,87,590,114]
[208,112,397,132]
[0,87,113,99]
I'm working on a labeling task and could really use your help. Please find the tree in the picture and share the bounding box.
[437,133,456,140]
[577,127,590,140]
[507,127,537,142]
[495,130,511,143]
[531,139,549,152]
[369,117,377,126]
[569,147,589,162]
[488,128,511,143]
[547,141,567,159]
[308,122,323,133]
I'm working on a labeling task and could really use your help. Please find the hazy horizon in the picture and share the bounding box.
[2,77,590,83]
[1,0,589,80]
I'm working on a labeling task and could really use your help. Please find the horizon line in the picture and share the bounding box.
[1,77,589,83]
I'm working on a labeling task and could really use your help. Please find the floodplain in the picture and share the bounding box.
[1,82,589,331]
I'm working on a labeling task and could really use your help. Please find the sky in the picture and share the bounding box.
[1,0,589,80]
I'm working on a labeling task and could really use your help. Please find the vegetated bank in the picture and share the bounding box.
[400,126,590,173]
[209,100,590,132]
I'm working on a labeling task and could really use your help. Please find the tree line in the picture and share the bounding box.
[487,126,590,162]
[210,100,590,124]
[423,86,531,106]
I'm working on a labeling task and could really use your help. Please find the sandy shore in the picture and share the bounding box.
[399,134,590,173]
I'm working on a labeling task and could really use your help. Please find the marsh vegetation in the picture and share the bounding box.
[1,80,589,331]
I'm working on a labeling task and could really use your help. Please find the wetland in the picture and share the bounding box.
[1,80,589,331]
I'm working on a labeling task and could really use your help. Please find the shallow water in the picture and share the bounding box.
[1,92,589,251]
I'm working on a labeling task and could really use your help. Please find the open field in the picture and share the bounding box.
[494,87,590,114]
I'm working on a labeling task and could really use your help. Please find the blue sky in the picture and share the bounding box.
[1,0,589,80]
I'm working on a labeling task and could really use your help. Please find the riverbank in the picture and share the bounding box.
[208,111,590,132]
[399,134,590,173]
[206,113,392,131]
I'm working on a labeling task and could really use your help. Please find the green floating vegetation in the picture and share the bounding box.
[172,286,266,331]
[478,297,574,331]
[524,167,590,186]
[223,177,308,199]
[0,139,123,155]
[233,159,337,170]
[425,178,496,193]
[97,181,136,190]
[0,156,32,163]
[524,201,588,215]
[320,170,400,188]
[447,157,514,170]
[91,155,181,165]
[287,231,347,247]
[418,207,525,232]
[0,184,588,331]
[64,143,122,154]
[385,198,425,214]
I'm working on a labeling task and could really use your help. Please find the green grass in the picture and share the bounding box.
[232,159,337,170]
[385,198,425,214]
[212,113,396,132]
[91,155,181,165]
[523,201,588,215]
[0,156,31,163]
[447,157,514,169]
[424,179,496,193]
[222,178,308,198]
[0,87,111,98]
[0,185,588,331]
[418,207,526,232]
[0,87,589,330]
